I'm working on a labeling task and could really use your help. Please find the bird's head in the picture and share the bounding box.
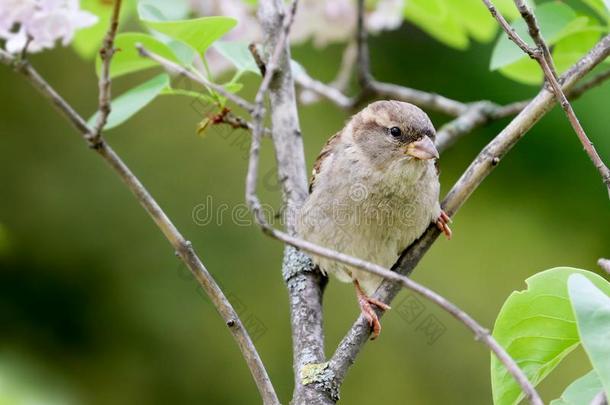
[349,100,438,168]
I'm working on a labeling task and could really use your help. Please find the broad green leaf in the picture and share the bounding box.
[498,57,541,85]
[161,87,213,101]
[166,39,196,66]
[95,33,179,79]
[581,0,609,18]
[568,274,610,398]
[88,74,169,130]
[501,21,604,85]
[404,0,469,50]
[213,41,261,75]
[136,1,197,65]
[490,2,577,70]
[550,370,603,405]
[142,16,237,56]
[403,0,523,48]
[491,267,610,405]
[137,0,190,21]
[554,16,601,42]
[72,0,135,59]
[223,82,243,93]
[493,0,527,20]
[553,27,603,74]
[445,0,500,43]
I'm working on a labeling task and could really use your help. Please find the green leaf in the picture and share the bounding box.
[72,0,135,59]
[213,41,261,75]
[88,74,169,130]
[402,0,522,48]
[95,32,179,79]
[553,27,603,74]
[568,274,610,398]
[498,57,541,85]
[491,267,610,405]
[582,0,610,18]
[142,16,237,56]
[137,0,190,21]
[166,39,196,66]
[490,2,578,70]
[403,0,469,50]
[550,370,603,405]
[444,0,501,43]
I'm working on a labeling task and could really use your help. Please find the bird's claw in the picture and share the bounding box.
[436,210,452,240]
[354,281,391,340]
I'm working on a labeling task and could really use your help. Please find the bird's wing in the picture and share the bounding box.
[309,130,343,194]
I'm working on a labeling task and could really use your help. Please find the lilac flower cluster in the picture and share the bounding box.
[0,0,97,54]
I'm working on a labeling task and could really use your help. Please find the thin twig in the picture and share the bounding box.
[513,0,558,78]
[247,0,299,222]
[0,50,280,405]
[330,41,357,93]
[296,42,356,106]
[569,69,610,99]
[92,0,122,142]
[296,61,609,155]
[482,0,610,196]
[480,0,537,58]
[248,43,267,76]
[355,0,371,88]
[294,68,354,109]
[368,80,470,116]
[136,44,256,113]
[354,0,469,116]
[436,69,610,153]
[436,101,499,153]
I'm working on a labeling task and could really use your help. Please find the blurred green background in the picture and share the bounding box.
[1,11,609,405]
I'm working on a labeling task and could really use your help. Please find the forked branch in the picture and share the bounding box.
[482,0,610,196]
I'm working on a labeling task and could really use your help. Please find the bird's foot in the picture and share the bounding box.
[436,210,452,240]
[354,280,391,340]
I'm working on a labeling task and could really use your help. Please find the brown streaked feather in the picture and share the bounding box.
[309,130,343,193]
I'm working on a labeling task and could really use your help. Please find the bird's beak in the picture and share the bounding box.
[405,137,439,160]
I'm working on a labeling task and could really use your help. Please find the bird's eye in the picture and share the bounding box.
[389,127,402,137]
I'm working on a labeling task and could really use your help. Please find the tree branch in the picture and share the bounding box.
[294,68,354,109]
[136,44,256,113]
[252,1,329,404]
[483,0,610,196]
[92,0,122,142]
[297,41,356,106]
[436,68,610,153]
[0,49,280,405]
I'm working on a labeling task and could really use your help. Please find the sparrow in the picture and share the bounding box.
[296,100,451,339]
